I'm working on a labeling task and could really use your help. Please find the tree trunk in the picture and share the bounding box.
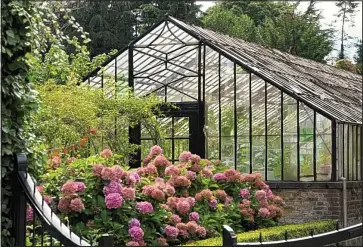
[339,2,346,59]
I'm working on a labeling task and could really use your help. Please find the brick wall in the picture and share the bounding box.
[272,188,342,224]
[269,184,362,246]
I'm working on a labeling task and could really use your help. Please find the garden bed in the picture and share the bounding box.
[183,220,336,246]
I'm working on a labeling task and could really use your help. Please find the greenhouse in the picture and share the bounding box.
[83,15,362,182]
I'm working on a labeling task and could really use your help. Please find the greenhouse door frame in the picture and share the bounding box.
[129,102,205,168]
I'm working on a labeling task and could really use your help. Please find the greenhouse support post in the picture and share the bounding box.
[341,177,347,227]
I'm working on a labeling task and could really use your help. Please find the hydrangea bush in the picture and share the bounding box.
[35,146,284,246]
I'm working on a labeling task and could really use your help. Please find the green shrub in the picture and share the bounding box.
[183,220,336,246]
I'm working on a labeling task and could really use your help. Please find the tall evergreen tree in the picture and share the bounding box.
[202,1,334,63]
[335,0,360,59]
[65,0,201,57]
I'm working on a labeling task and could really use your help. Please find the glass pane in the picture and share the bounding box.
[220,56,235,167]
[252,136,265,179]
[299,103,314,181]
[316,113,332,181]
[205,48,220,160]
[221,136,234,167]
[236,66,250,172]
[174,117,189,138]
[237,138,250,173]
[283,93,297,181]
[251,74,265,136]
[267,135,281,180]
[267,85,281,135]
[162,139,172,160]
[158,117,172,137]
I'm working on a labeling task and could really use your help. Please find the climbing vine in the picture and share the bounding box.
[1,0,37,245]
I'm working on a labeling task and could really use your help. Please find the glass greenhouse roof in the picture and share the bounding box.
[83,15,362,125]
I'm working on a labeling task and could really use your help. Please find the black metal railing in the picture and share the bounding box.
[222,223,363,247]
[12,153,113,247]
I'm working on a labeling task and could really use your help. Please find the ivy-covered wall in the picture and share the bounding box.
[1,0,38,245]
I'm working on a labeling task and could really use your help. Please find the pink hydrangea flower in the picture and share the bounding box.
[268,205,277,218]
[111,165,124,180]
[195,189,213,202]
[131,172,141,184]
[126,241,140,246]
[209,199,218,209]
[105,193,123,209]
[129,226,144,241]
[58,197,71,213]
[179,151,192,163]
[186,221,198,233]
[191,154,201,164]
[259,199,269,208]
[122,187,136,201]
[61,181,78,194]
[165,185,175,196]
[157,237,168,246]
[43,195,52,204]
[128,218,141,228]
[75,182,86,192]
[136,202,153,214]
[273,196,284,206]
[146,164,157,175]
[151,188,165,201]
[196,226,207,238]
[258,207,270,217]
[186,197,196,207]
[36,185,44,194]
[266,189,274,200]
[178,229,189,238]
[26,206,33,222]
[101,167,113,180]
[165,225,178,238]
[239,189,250,198]
[176,200,191,214]
[142,185,154,196]
[255,190,267,201]
[103,180,122,195]
[189,212,199,222]
[100,149,112,158]
[213,173,227,181]
[176,223,188,231]
[165,165,181,176]
[166,197,178,209]
[255,180,269,190]
[70,198,85,212]
[153,156,170,168]
[201,169,213,178]
[173,176,191,188]
[143,155,152,167]
[92,164,104,177]
[150,145,163,156]
[186,171,197,180]
[170,214,182,224]
[215,190,228,202]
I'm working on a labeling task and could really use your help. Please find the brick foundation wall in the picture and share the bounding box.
[272,188,342,224]
[268,182,362,246]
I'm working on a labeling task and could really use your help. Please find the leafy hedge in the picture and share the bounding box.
[183,220,336,246]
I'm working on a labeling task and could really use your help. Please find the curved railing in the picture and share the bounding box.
[222,223,363,246]
[13,153,113,247]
